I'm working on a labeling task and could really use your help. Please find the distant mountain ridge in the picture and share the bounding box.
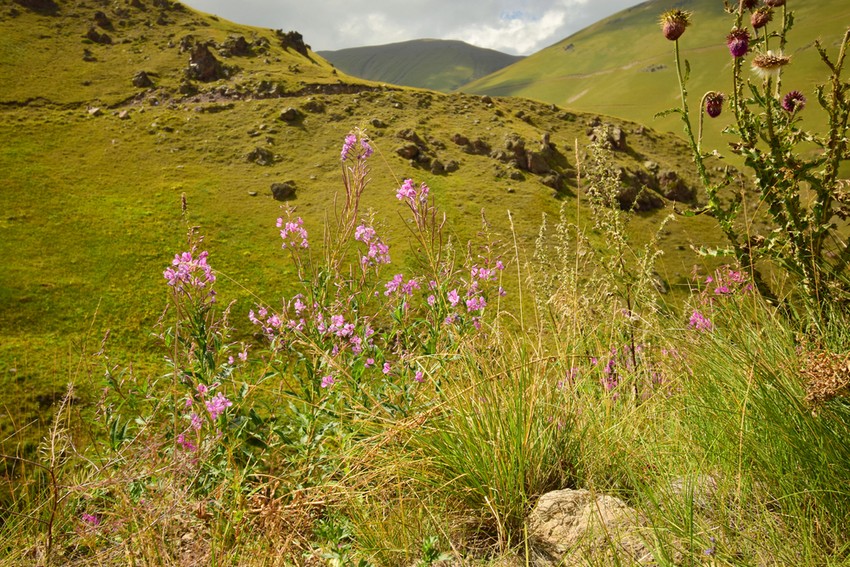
[318,39,523,92]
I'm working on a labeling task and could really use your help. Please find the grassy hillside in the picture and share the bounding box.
[3,2,850,565]
[0,0,723,446]
[318,39,524,92]
[463,0,850,151]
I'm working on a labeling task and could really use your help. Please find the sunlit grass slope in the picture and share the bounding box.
[463,0,850,150]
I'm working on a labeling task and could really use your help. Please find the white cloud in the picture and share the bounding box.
[457,9,567,54]
[180,0,646,55]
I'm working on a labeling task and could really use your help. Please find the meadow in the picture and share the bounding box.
[2,0,850,564]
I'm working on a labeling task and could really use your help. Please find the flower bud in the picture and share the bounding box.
[705,92,726,118]
[660,9,691,41]
[764,0,785,7]
[751,6,773,30]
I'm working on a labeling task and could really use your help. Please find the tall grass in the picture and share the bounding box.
[2,132,849,566]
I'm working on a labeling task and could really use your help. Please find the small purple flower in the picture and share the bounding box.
[447,289,460,307]
[81,513,100,527]
[190,413,203,430]
[205,392,232,420]
[726,28,750,58]
[163,249,216,293]
[414,371,424,383]
[382,362,391,375]
[355,224,391,266]
[321,374,336,388]
[176,433,197,452]
[341,133,357,161]
[782,90,806,113]
[277,216,309,249]
[396,178,417,201]
[689,310,713,332]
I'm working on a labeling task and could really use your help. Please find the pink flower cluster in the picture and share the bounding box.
[341,133,373,162]
[205,391,232,420]
[354,224,390,266]
[163,249,216,293]
[689,310,713,332]
[385,273,420,297]
[276,216,309,249]
[396,178,430,206]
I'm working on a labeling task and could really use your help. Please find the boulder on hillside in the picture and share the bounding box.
[396,143,419,160]
[186,43,225,82]
[588,123,627,150]
[85,26,112,44]
[528,489,651,566]
[301,98,325,113]
[278,107,301,122]
[657,169,695,202]
[247,147,275,166]
[271,181,297,201]
[93,10,112,29]
[132,71,153,88]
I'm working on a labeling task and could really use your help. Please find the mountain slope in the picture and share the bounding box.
[318,39,523,92]
[463,0,850,143]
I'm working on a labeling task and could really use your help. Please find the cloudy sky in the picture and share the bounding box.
[180,0,647,55]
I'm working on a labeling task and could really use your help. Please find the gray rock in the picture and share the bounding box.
[278,107,300,122]
[528,489,652,566]
[270,181,296,201]
[247,147,275,166]
[396,143,419,160]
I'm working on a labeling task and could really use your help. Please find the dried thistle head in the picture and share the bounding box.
[751,50,790,79]
[802,350,850,407]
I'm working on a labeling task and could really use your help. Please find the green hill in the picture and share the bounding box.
[0,0,726,445]
[463,0,850,148]
[318,39,524,92]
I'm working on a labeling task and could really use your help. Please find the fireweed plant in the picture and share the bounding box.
[660,2,850,317]
[250,130,506,417]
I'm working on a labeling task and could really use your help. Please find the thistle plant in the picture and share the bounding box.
[662,1,850,317]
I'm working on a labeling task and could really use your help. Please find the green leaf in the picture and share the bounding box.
[654,108,680,119]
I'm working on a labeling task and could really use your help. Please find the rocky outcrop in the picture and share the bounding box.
[276,30,309,57]
[186,43,226,82]
[220,35,251,57]
[528,489,652,566]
